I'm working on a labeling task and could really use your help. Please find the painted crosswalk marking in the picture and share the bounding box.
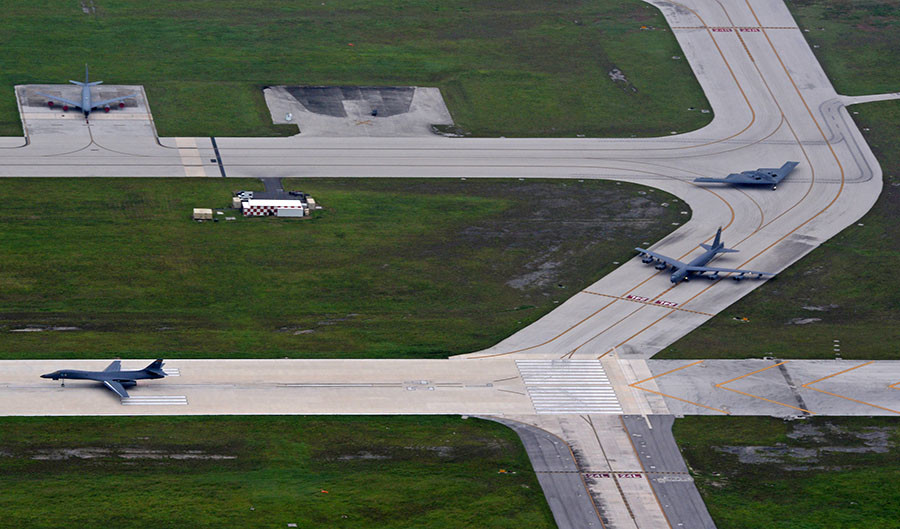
[517,360,622,414]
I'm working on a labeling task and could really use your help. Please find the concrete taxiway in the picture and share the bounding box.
[1,0,896,527]
[2,0,885,366]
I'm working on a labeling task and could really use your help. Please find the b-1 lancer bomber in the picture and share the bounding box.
[694,161,799,190]
[41,359,167,398]
[35,65,137,119]
[635,228,775,284]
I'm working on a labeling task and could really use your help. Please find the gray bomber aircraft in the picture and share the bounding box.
[694,161,799,190]
[41,359,167,398]
[35,65,137,119]
[635,228,775,283]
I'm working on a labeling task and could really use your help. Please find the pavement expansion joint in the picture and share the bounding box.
[631,360,730,415]
[715,361,814,415]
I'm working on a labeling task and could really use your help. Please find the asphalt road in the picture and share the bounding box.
[621,415,717,529]
[488,417,606,529]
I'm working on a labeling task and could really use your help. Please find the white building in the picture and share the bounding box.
[242,199,306,217]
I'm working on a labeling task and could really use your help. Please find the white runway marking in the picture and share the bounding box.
[120,395,188,406]
[517,360,622,414]
[162,368,180,377]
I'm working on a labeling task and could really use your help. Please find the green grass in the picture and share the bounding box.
[0,415,554,529]
[0,177,685,359]
[786,0,900,95]
[674,416,900,529]
[660,2,900,360]
[0,0,710,137]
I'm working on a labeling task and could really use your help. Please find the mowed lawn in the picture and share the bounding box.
[661,1,900,360]
[0,0,710,138]
[674,416,900,529]
[0,416,554,529]
[0,178,684,359]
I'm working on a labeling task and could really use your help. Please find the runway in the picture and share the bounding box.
[0,0,894,527]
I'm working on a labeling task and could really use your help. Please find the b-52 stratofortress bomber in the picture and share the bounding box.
[35,65,137,119]
[635,228,775,284]
[694,161,799,190]
[41,359,167,398]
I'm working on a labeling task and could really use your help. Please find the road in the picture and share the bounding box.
[0,0,894,527]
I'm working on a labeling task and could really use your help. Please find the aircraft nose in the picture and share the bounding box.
[40,373,53,379]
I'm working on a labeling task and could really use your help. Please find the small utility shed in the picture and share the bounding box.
[242,199,306,217]
[193,208,213,220]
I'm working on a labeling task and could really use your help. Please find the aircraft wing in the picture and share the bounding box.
[34,92,80,108]
[103,380,129,398]
[685,265,774,277]
[91,94,136,109]
[693,177,730,184]
[103,360,121,372]
[635,248,686,269]
[764,161,799,184]
[695,174,763,184]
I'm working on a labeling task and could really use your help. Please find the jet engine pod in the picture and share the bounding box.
[642,257,653,264]
[654,262,667,270]
[47,101,54,108]
[62,105,69,111]
[119,102,125,108]
[104,105,110,113]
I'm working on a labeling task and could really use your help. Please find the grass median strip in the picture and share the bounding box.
[0,177,685,359]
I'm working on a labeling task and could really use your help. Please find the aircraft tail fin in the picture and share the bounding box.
[144,359,166,376]
[72,65,103,86]
[706,227,740,253]
[712,227,722,248]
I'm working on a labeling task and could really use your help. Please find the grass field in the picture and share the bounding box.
[787,0,900,95]
[674,416,900,529]
[0,177,684,359]
[661,2,900,360]
[0,415,554,529]
[0,0,710,138]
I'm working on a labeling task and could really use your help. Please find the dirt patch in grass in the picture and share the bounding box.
[674,416,900,528]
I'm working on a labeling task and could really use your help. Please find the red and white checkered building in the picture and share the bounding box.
[241,199,306,217]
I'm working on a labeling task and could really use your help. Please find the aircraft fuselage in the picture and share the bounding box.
[670,247,720,283]
[40,369,163,382]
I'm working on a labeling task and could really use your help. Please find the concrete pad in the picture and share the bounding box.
[11,85,199,177]
[264,85,453,136]
[645,359,900,416]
